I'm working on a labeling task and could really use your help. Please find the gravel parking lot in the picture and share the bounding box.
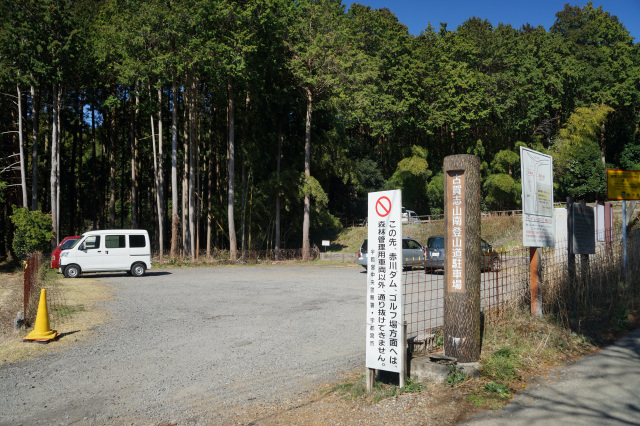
[0,264,366,425]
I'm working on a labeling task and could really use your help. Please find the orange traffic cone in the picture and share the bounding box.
[23,289,58,343]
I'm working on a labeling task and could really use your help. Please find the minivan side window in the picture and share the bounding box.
[129,235,146,248]
[84,236,100,249]
[105,235,126,248]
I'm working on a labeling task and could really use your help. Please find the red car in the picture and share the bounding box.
[51,236,81,269]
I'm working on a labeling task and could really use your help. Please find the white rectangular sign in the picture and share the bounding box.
[521,147,554,247]
[366,189,403,373]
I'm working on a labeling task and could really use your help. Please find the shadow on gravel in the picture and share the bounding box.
[79,271,172,278]
[58,330,81,339]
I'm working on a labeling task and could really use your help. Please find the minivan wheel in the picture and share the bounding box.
[64,264,80,278]
[131,263,146,277]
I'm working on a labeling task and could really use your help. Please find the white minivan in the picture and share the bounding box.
[59,229,152,278]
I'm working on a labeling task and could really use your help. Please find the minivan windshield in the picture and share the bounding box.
[427,237,445,249]
[69,237,84,249]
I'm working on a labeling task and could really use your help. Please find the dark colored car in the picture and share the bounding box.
[424,235,501,272]
[51,236,80,269]
[357,237,426,269]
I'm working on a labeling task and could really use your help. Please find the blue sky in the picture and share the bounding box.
[343,0,640,41]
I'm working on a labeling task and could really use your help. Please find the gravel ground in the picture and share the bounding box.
[0,264,367,425]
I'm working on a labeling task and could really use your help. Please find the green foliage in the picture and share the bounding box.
[400,377,427,394]
[557,104,614,148]
[484,381,511,398]
[355,158,385,194]
[618,143,640,170]
[552,104,613,201]
[426,173,444,215]
[0,181,6,204]
[446,364,467,386]
[553,139,607,201]
[10,207,54,260]
[1,0,639,253]
[490,149,520,174]
[387,146,431,213]
[483,173,520,211]
[481,347,522,382]
[299,174,329,208]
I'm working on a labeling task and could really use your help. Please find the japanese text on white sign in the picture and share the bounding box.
[366,190,403,373]
[520,147,554,247]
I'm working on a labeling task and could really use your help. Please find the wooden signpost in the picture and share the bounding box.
[443,155,481,363]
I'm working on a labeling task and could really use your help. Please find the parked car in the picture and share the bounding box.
[59,229,152,278]
[424,235,501,272]
[357,237,426,269]
[50,236,81,269]
[401,207,420,224]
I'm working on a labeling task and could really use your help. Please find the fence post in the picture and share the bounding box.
[579,200,590,283]
[23,257,30,326]
[530,247,542,318]
[567,198,576,289]
[622,197,627,281]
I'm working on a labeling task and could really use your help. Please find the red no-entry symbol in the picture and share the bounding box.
[375,196,392,217]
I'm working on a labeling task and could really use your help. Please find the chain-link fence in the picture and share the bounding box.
[403,226,640,353]
[22,252,68,330]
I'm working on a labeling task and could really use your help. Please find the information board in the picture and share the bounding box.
[520,147,554,247]
[366,190,403,373]
[572,203,595,254]
[607,169,640,200]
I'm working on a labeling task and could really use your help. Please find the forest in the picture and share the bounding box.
[1,0,639,260]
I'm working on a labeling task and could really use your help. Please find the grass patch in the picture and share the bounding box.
[461,307,603,412]
[0,264,112,366]
[50,304,86,317]
[331,373,427,403]
[481,347,522,382]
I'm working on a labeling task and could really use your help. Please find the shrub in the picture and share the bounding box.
[10,206,54,260]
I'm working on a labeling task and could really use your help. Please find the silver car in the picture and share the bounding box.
[424,235,501,272]
[357,237,426,269]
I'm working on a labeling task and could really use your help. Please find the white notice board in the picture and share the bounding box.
[366,190,403,373]
[520,147,554,247]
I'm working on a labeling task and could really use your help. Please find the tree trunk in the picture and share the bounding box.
[227,75,237,261]
[157,86,164,258]
[131,85,139,228]
[241,156,247,259]
[182,100,189,256]
[17,83,27,207]
[275,123,282,258]
[70,94,79,234]
[50,83,60,246]
[207,132,213,257]
[76,91,84,229]
[302,87,312,261]
[30,83,39,211]
[109,102,117,229]
[170,81,179,257]
[443,155,482,363]
[188,77,197,259]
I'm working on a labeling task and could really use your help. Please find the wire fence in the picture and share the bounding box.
[403,225,640,353]
[22,252,68,330]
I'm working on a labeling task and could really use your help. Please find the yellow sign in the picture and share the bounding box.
[607,169,640,200]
